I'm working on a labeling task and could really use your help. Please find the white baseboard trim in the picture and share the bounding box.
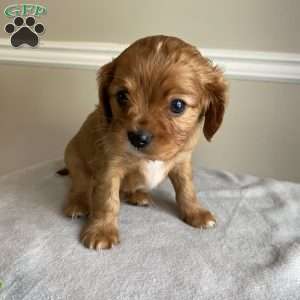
[0,38,300,83]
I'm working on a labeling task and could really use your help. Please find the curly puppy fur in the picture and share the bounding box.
[62,35,228,250]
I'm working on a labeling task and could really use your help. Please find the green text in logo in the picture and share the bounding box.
[4,4,47,17]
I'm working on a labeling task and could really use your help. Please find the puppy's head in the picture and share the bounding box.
[97,35,228,160]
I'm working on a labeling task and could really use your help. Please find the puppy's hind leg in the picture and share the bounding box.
[124,190,152,206]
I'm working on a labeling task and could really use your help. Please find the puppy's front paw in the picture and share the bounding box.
[80,222,120,250]
[183,209,216,229]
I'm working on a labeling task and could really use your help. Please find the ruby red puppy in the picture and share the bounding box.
[61,35,228,250]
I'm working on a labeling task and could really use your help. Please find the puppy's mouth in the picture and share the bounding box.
[127,143,147,156]
[126,139,174,161]
[127,139,160,160]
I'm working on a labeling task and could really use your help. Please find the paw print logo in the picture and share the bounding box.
[4,16,45,47]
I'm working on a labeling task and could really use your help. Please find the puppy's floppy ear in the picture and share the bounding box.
[200,60,228,141]
[97,61,115,122]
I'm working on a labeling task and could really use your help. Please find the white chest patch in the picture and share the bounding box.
[142,160,166,190]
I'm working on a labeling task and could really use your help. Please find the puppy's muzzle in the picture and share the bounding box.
[128,130,152,149]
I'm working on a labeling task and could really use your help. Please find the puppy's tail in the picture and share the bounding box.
[56,168,69,176]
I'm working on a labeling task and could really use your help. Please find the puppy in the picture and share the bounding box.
[61,35,228,250]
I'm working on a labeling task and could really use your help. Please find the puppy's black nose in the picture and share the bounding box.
[128,130,152,149]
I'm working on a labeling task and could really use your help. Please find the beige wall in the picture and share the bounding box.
[0,0,300,52]
[196,80,300,181]
[1,64,300,182]
[0,1,300,182]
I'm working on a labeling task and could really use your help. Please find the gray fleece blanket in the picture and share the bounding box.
[0,160,299,300]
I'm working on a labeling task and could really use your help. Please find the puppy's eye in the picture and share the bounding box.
[170,99,186,114]
[116,90,128,106]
